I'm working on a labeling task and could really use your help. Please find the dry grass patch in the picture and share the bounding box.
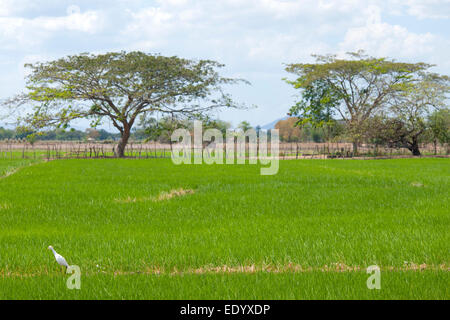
[154,188,194,201]
[114,188,195,204]
[1,263,448,278]
[179,262,449,275]
[0,168,19,179]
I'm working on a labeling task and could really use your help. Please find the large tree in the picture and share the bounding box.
[285,51,432,154]
[364,73,449,156]
[386,72,449,155]
[2,51,248,157]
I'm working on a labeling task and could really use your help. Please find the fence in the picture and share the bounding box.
[0,140,448,160]
[0,141,172,160]
[276,142,449,159]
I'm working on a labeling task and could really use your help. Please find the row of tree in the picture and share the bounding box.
[0,120,253,143]
[1,50,448,156]
[274,109,449,153]
[274,117,345,143]
[0,127,120,142]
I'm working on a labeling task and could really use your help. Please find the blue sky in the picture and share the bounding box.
[0,0,449,130]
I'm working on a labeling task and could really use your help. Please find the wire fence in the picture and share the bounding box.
[0,141,171,160]
[0,140,448,160]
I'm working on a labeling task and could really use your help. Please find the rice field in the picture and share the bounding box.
[0,158,448,299]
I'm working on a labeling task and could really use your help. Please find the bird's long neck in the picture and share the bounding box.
[50,248,57,255]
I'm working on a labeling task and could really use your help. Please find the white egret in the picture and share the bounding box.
[48,246,70,272]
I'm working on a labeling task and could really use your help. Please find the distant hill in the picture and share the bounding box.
[260,116,289,130]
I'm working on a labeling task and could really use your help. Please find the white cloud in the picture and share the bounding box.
[339,5,438,58]
[390,0,450,19]
[0,0,15,16]
[0,0,449,127]
[39,11,103,33]
[157,0,188,6]
[0,0,37,16]
[124,7,173,33]
[121,7,174,49]
[0,9,104,48]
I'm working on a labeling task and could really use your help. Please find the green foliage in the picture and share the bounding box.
[237,120,252,132]
[288,79,341,128]
[140,115,232,143]
[428,109,450,145]
[201,116,232,136]
[0,127,15,140]
[275,117,345,143]
[141,116,185,143]
[0,126,121,142]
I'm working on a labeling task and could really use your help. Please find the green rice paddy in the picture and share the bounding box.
[0,158,448,299]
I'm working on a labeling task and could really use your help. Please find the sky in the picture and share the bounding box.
[0,0,449,130]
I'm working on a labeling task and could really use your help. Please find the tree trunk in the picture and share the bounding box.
[116,127,131,158]
[352,141,358,155]
[408,137,421,156]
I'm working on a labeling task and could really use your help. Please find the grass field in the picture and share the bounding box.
[0,158,448,299]
[0,159,39,177]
